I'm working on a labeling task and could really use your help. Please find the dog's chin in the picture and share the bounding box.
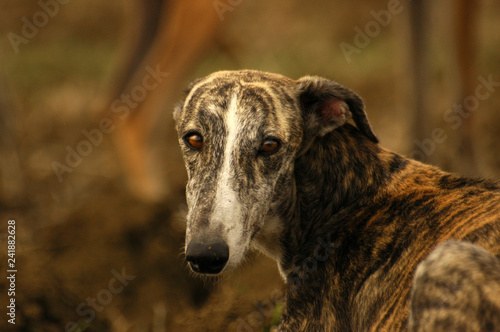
[225,252,247,270]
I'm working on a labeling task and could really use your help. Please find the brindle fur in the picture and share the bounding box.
[409,241,500,331]
[174,70,500,331]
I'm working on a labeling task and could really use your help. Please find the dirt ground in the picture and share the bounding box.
[0,0,499,331]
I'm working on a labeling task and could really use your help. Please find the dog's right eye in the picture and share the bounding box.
[184,132,203,150]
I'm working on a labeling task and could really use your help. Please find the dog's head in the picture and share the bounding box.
[174,70,377,275]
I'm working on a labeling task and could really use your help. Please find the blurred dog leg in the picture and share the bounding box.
[110,0,222,202]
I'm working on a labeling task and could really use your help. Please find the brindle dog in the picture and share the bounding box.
[173,70,500,331]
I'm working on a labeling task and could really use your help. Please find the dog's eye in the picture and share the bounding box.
[258,137,281,155]
[184,132,203,150]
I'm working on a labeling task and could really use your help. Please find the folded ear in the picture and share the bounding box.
[295,76,378,143]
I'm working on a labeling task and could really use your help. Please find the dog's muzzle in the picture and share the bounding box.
[185,240,229,274]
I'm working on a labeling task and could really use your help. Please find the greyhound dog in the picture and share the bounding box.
[173,70,500,331]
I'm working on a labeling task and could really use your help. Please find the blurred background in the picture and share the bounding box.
[0,0,499,330]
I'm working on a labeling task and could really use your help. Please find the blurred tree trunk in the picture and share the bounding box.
[408,0,431,158]
[453,0,479,176]
[407,0,479,176]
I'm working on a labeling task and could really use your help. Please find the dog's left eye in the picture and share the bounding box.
[258,137,281,155]
[184,132,203,150]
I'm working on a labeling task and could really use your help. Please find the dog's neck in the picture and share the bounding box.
[253,124,407,276]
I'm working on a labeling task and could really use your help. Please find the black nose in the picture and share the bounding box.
[186,241,229,274]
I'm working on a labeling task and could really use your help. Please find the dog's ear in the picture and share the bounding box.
[295,76,378,143]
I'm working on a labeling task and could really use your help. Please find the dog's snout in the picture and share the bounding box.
[186,241,229,274]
